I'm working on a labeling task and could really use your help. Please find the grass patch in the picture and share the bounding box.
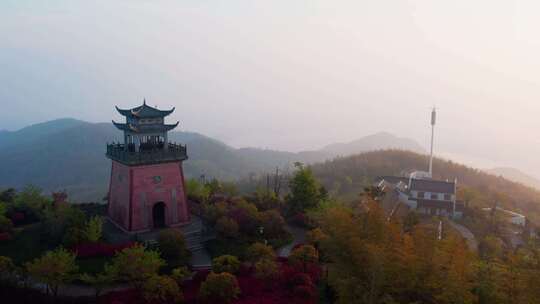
[0,224,55,265]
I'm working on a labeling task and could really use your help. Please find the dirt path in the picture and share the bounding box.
[447,220,478,252]
[277,224,306,257]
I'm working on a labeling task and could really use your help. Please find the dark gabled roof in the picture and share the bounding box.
[115,100,175,118]
[376,176,410,185]
[410,178,455,194]
[112,121,179,133]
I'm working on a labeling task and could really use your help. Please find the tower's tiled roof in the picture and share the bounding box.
[116,100,175,118]
[112,121,179,133]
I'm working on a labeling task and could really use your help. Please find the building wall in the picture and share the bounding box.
[108,161,190,232]
[108,161,131,230]
[410,190,455,201]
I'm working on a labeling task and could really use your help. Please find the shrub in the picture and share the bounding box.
[158,229,190,266]
[171,266,192,285]
[25,247,78,297]
[84,216,103,242]
[199,272,240,304]
[143,275,183,304]
[212,255,241,274]
[107,244,165,289]
[216,217,240,239]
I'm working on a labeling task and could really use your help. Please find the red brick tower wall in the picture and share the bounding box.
[108,161,190,232]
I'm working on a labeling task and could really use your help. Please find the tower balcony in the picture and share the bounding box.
[106,142,188,166]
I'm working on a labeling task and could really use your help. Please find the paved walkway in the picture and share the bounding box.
[447,220,478,252]
[277,224,307,257]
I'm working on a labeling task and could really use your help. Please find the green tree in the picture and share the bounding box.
[143,275,183,304]
[171,266,192,285]
[158,229,190,266]
[199,272,240,304]
[186,178,210,203]
[212,255,241,274]
[26,247,78,297]
[286,164,321,215]
[14,185,51,220]
[84,216,103,242]
[107,244,165,290]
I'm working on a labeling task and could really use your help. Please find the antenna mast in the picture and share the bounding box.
[429,107,436,177]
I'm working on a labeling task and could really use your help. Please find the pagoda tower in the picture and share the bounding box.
[106,100,190,233]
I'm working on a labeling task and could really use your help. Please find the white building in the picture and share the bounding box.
[378,171,464,219]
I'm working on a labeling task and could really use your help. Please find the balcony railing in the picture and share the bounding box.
[106,142,188,165]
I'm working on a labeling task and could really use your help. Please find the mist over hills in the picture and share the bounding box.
[0,119,426,202]
[485,167,540,191]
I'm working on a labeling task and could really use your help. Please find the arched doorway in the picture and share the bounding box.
[152,202,166,228]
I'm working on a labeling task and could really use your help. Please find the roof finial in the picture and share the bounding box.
[143,98,146,105]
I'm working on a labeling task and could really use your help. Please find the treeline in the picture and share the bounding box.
[309,197,540,304]
[310,150,540,224]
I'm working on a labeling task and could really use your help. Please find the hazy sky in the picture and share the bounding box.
[3,1,540,176]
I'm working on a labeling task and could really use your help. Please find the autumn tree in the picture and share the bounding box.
[199,272,240,304]
[143,275,183,304]
[216,217,240,239]
[212,255,241,274]
[289,245,319,273]
[246,242,275,266]
[255,258,279,282]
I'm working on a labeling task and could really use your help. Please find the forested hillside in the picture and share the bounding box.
[311,150,540,223]
[0,119,424,202]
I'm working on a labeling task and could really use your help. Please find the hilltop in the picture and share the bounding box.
[310,150,540,224]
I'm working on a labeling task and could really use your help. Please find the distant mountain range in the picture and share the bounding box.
[0,119,425,202]
[485,167,540,191]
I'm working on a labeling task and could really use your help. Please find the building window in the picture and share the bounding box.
[430,193,438,200]
[444,194,451,200]
[417,192,425,198]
